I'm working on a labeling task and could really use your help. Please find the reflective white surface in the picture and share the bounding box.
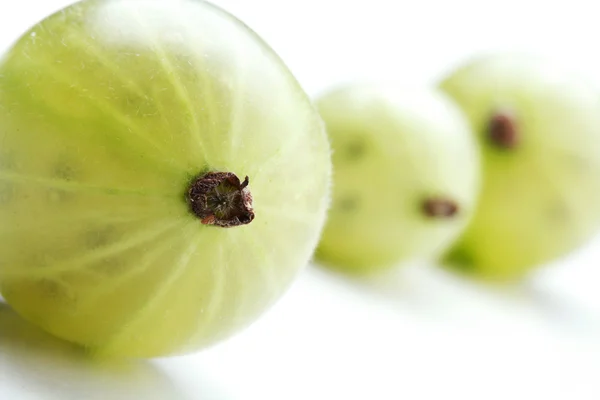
[2,0,600,399]
[3,257,600,400]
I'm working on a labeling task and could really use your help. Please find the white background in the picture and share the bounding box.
[2,0,600,399]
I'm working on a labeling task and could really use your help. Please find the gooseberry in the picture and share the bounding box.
[440,54,600,281]
[314,84,480,274]
[0,0,331,358]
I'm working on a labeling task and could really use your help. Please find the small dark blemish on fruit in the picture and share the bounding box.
[422,197,459,218]
[344,137,367,161]
[187,171,254,228]
[336,196,359,212]
[84,226,115,249]
[547,202,569,225]
[35,278,76,305]
[487,110,519,149]
[49,160,77,202]
[38,279,63,298]
[91,256,125,277]
[53,160,77,181]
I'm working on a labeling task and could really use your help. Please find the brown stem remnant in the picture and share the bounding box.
[488,111,519,149]
[187,171,255,228]
[422,197,459,218]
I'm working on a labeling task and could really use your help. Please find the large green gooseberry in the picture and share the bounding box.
[0,0,331,358]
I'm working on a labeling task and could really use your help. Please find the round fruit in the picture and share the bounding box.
[314,84,480,274]
[440,54,600,281]
[0,0,331,358]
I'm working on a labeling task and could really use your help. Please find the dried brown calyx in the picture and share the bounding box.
[187,171,255,228]
[422,197,459,218]
[488,110,519,149]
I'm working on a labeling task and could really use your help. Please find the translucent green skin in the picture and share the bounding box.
[440,55,600,281]
[314,85,480,274]
[0,0,331,358]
